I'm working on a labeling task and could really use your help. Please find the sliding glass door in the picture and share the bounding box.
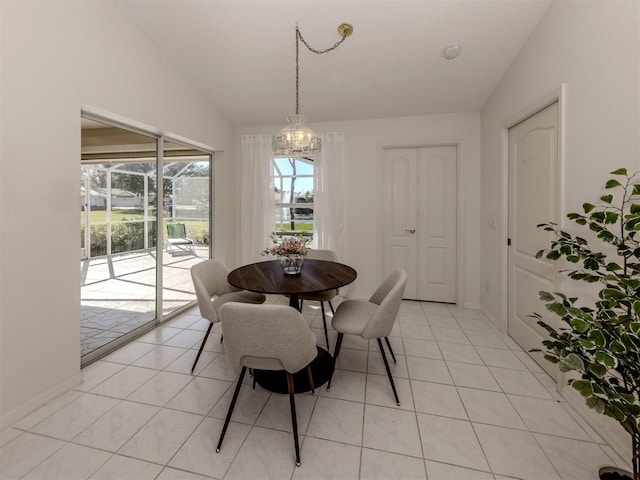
[80,115,213,364]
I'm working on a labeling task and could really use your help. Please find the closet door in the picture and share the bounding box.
[382,146,457,302]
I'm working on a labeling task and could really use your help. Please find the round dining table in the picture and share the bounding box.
[227,258,357,393]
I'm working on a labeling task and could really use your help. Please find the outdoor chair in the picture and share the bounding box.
[216,302,318,467]
[297,248,339,350]
[165,222,194,255]
[190,259,266,373]
[328,269,407,406]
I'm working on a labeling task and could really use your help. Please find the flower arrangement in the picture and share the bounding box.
[262,233,310,258]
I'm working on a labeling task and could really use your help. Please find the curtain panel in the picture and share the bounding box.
[240,135,274,264]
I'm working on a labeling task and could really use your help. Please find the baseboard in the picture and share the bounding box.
[479,305,504,332]
[462,301,481,310]
[0,372,84,431]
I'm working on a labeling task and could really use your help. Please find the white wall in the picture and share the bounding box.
[0,1,237,427]
[240,112,482,303]
[480,0,639,459]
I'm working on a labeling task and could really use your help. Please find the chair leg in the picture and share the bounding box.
[306,365,315,395]
[377,338,400,406]
[287,373,302,467]
[216,366,247,453]
[191,322,213,374]
[320,302,330,350]
[298,299,303,312]
[327,333,343,391]
[384,337,397,365]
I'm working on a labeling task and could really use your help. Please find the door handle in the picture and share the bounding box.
[405,228,416,234]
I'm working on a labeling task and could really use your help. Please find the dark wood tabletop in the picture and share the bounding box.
[227,259,357,296]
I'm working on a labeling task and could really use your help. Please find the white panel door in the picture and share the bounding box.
[382,146,457,302]
[508,102,559,381]
[382,148,419,298]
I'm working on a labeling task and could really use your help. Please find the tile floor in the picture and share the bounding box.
[0,296,629,480]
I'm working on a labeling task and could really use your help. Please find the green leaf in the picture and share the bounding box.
[610,340,626,354]
[589,363,607,378]
[572,380,594,398]
[610,168,628,176]
[586,396,606,414]
[579,339,596,350]
[595,351,617,368]
[588,329,606,347]
[583,203,596,213]
[559,353,584,372]
[605,179,622,189]
[630,322,640,335]
[604,212,619,224]
[570,318,590,333]
[538,291,555,302]
[600,194,614,204]
[547,302,567,317]
[631,204,640,214]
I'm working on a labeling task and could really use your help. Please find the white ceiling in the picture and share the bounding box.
[114,0,552,127]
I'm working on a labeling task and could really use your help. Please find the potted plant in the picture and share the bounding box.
[531,168,640,480]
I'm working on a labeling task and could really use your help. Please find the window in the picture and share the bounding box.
[272,157,314,239]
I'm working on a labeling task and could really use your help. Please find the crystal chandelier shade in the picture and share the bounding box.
[272,23,352,157]
[273,115,321,156]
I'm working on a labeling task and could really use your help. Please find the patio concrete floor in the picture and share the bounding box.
[80,247,209,356]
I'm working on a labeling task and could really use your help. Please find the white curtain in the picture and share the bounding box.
[240,135,274,264]
[314,132,346,261]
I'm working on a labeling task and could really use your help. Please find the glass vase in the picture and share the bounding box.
[280,255,304,275]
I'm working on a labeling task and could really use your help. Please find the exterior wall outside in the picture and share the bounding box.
[0,1,236,427]
[239,112,482,305]
[480,0,640,460]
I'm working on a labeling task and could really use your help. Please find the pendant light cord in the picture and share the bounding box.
[294,26,350,115]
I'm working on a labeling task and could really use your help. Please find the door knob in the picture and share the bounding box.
[405,228,416,234]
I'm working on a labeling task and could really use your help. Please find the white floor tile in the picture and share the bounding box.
[292,437,361,479]
[457,388,527,430]
[306,397,364,446]
[447,362,501,391]
[165,376,232,415]
[22,443,110,480]
[507,395,592,441]
[132,345,187,370]
[13,390,83,431]
[30,393,120,441]
[417,413,489,471]
[360,449,427,479]
[363,404,422,457]
[118,409,202,464]
[406,356,453,384]
[366,374,413,410]
[411,380,467,420]
[169,416,251,479]
[473,423,560,479]
[0,432,65,479]
[127,370,193,407]
[425,460,494,480]
[90,454,163,480]
[223,427,298,480]
[475,346,528,370]
[320,369,366,402]
[209,382,272,425]
[489,367,554,399]
[89,366,158,399]
[73,400,160,452]
[438,342,483,364]
[402,338,442,359]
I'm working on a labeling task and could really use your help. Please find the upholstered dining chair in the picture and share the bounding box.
[216,302,318,467]
[327,269,407,406]
[189,259,266,374]
[297,248,339,350]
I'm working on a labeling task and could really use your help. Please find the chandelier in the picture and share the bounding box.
[272,22,353,157]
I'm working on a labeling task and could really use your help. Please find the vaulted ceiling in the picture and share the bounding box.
[114,0,552,127]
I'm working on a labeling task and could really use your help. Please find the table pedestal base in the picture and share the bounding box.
[253,346,332,394]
